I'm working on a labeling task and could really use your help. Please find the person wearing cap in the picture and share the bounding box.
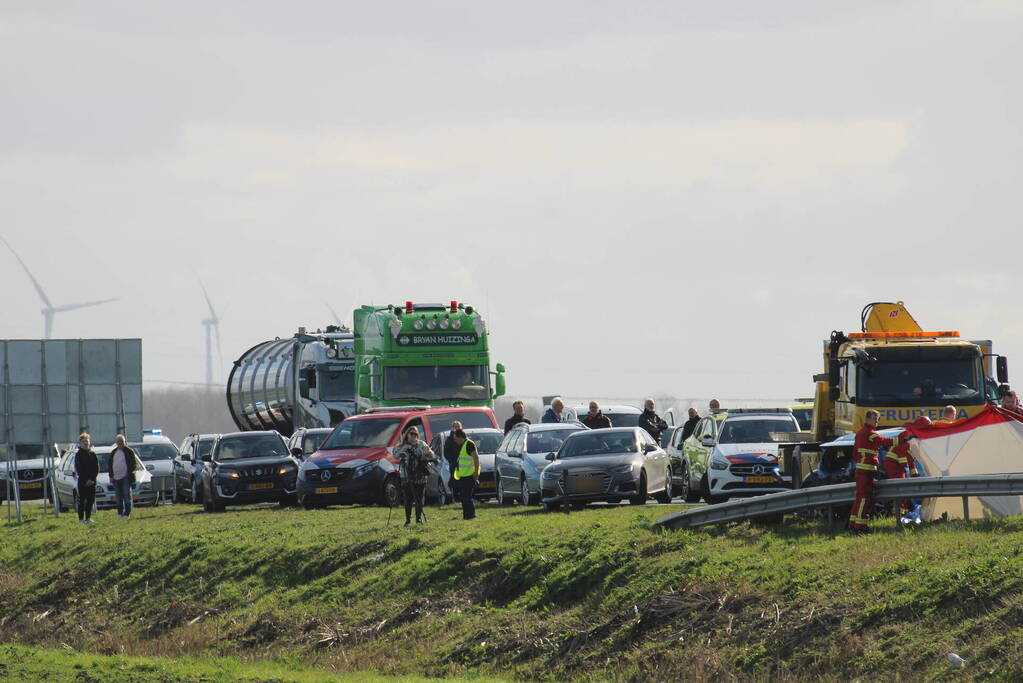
[450,428,480,520]
[709,399,722,413]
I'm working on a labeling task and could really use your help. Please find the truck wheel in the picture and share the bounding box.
[629,471,648,505]
[655,468,673,504]
[381,475,401,508]
[681,464,701,503]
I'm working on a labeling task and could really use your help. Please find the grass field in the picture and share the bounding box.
[2,500,1023,681]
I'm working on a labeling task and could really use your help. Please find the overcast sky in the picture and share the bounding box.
[2,1,1021,399]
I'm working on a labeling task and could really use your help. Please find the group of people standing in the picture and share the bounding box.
[393,421,480,526]
[71,432,138,523]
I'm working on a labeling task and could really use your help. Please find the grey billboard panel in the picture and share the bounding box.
[44,341,69,384]
[8,341,43,385]
[121,384,142,413]
[81,341,117,384]
[118,341,142,379]
[10,386,43,414]
[47,386,68,414]
[84,385,117,413]
[13,414,44,443]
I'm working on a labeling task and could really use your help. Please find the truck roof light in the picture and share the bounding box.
[405,301,414,313]
[450,300,458,312]
[452,319,462,329]
[847,330,960,339]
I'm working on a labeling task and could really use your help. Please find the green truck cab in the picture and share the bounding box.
[353,301,506,413]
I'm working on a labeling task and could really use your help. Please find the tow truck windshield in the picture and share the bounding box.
[857,359,983,405]
[384,365,490,401]
[321,418,401,449]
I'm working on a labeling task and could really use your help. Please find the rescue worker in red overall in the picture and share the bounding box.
[883,416,928,517]
[849,409,909,533]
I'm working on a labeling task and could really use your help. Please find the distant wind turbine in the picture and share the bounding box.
[1,235,118,339]
[199,282,224,387]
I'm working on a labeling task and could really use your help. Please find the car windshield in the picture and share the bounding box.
[384,365,490,401]
[718,418,798,444]
[131,443,178,462]
[303,431,332,454]
[468,433,503,455]
[559,431,637,458]
[527,429,582,454]
[321,418,401,449]
[216,435,288,460]
[318,365,355,401]
[197,439,215,458]
[857,359,983,405]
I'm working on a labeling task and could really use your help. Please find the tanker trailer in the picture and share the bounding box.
[227,326,355,437]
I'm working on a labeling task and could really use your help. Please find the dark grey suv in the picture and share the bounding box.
[199,431,299,512]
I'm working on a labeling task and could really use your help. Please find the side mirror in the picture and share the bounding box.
[545,452,556,461]
[493,364,506,399]
[358,373,372,399]
[998,356,1009,384]
[643,443,657,454]
[291,448,303,457]
[700,436,715,447]
[495,362,506,373]
[298,377,310,399]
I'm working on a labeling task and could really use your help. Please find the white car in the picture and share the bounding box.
[702,410,801,501]
[54,445,155,511]
[131,434,179,500]
[565,404,642,428]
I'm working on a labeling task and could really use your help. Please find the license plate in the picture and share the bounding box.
[249,482,274,490]
[315,487,338,495]
[478,481,494,489]
[20,482,42,489]
[745,475,774,484]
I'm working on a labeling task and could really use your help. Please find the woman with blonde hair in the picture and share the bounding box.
[73,433,99,524]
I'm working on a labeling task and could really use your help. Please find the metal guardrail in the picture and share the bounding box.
[655,475,1023,530]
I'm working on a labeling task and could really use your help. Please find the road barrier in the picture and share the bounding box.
[655,474,1023,530]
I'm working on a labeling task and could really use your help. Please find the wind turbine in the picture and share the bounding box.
[1,235,118,339]
[199,282,223,387]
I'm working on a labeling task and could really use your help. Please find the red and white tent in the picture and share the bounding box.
[905,405,1023,519]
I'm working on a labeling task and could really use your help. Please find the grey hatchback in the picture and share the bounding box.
[494,423,587,506]
[540,428,673,510]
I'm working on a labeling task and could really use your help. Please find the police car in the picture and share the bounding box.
[698,409,801,502]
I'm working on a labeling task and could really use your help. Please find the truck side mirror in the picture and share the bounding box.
[298,377,310,399]
[358,373,373,399]
[997,356,1009,384]
[493,367,506,399]
[828,386,840,402]
[828,358,840,387]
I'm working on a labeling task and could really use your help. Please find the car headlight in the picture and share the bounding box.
[710,454,730,471]
[611,463,634,475]
[218,470,240,479]
[278,464,297,475]
[352,463,375,478]
[541,470,561,481]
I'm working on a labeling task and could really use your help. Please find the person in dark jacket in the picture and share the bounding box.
[504,400,531,433]
[541,397,567,424]
[444,421,463,501]
[581,401,612,429]
[73,433,99,523]
[680,408,700,441]
[394,427,437,526]
[638,398,668,442]
[107,434,138,519]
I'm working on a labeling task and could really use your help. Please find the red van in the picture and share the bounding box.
[295,407,497,508]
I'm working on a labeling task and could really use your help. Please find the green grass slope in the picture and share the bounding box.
[2,502,1022,681]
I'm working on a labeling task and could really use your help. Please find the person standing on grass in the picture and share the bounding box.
[395,426,436,526]
[108,434,138,519]
[444,420,463,502]
[73,433,98,524]
[450,428,480,520]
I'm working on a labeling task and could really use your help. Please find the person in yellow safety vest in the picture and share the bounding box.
[451,428,480,520]
[935,405,957,425]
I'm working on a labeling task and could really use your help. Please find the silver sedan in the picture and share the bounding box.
[540,428,673,510]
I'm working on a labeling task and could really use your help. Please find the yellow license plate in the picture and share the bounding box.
[745,475,774,484]
[20,482,42,489]
[249,482,274,490]
[478,480,494,488]
[315,487,338,495]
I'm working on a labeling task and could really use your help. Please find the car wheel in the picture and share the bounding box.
[701,474,727,505]
[520,477,535,506]
[542,501,562,513]
[203,482,223,513]
[681,464,701,503]
[629,471,648,505]
[381,475,401,508]
[655,467,673,504]
[497,478,514,506]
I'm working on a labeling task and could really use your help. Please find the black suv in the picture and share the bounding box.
[199,431,299,512]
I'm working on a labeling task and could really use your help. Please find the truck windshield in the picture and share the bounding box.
[318,365,355,401]
[857,359,982,405]
[321,418,401,449]
[718,418,798,444]
[384,365,490,401]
